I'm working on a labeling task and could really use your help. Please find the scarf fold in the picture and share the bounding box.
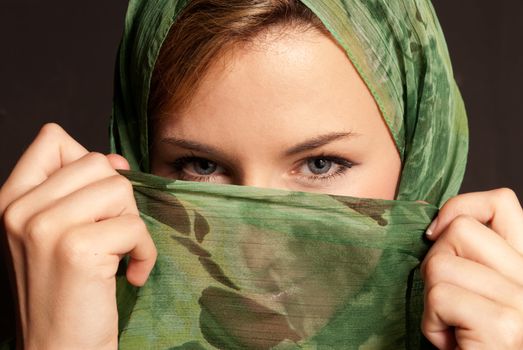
[116,170,438,349]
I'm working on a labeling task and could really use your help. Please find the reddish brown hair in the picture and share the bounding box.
[148,0,329,121]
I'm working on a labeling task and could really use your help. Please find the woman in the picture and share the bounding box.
[1,0,523,349]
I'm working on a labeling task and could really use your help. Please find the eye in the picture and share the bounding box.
[307,158,333,174]
[170,156,225,181]
[190,158,217,175]
[293,155,353,184]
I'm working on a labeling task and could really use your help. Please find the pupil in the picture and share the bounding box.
[308,158,332,174]
[194,159,217,175]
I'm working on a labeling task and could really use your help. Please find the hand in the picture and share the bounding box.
[421,188,523,349]
[0,123,157,350]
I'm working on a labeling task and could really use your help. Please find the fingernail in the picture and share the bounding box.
[426,217,438,236]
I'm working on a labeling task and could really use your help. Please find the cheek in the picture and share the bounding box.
[350,117,402,200]
[360,157,401,200]
[338,148,401,200]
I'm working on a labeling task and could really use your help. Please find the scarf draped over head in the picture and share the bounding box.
[0,0,471,349]
[110,0,468,208]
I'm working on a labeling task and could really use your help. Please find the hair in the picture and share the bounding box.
[148,0,330,123]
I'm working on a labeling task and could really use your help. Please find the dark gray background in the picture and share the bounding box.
[1,1,522,197]
[0,0,522,341]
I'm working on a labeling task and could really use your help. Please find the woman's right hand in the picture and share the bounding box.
[0,123,157,350]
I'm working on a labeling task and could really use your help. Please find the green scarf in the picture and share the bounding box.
[116,171,439,349]
[0,0,468,349]
[110,1,468,348]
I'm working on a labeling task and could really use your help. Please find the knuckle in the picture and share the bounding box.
[441,193,460,209]
[109,175,133,196]
[497,308,523,347]
[493,187,519,205]
[0,189,9,215]
[149,235,158,259]
[125,215,156,257]
[446,214,474,238]
[37,123,70,146]
[85,151,111,168]
[425,282,449,309]
[438,193,464,215]
[3,201,24,236]
[422,254,448,284]
[38,123,64,139]
[24,213,51,246]
[129,215,155,246]
[124,214,147,233]
[151,245,158,261]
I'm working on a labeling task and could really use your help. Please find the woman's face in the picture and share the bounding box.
[150,27,401,199]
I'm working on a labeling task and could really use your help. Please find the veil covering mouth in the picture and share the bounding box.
[106,0,469,349]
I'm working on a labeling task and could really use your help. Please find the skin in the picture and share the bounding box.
[1,27,523,350]
[150,27,401,198]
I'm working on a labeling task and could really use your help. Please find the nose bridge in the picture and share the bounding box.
[237,169,287,191]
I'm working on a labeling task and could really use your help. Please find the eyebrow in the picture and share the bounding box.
[160,131,356,158]
[283,132,355,156]
[161,137,224,156]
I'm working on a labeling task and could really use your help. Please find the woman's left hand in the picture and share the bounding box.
[421,188,523,350]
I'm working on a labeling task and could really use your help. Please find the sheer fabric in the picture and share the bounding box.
[0,0,468,349]
[109,0,467,347]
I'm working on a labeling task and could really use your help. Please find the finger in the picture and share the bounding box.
[426,189,523,253]
[106,154,130,170]
[21,174,138,248]
[6,153,119,229]
[0,123,87,335]
[56,215,156,287]
[423,283,501,350]
[422,253,523,311]
[422,215,523,286]
[0,123,88,213]
[4,171,135,328]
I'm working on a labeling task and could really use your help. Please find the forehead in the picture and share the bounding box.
[155,28,387,145]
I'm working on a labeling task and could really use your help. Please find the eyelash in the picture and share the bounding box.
[170,153,221,183]
[170,153,354,184]
[296,153,353,184]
